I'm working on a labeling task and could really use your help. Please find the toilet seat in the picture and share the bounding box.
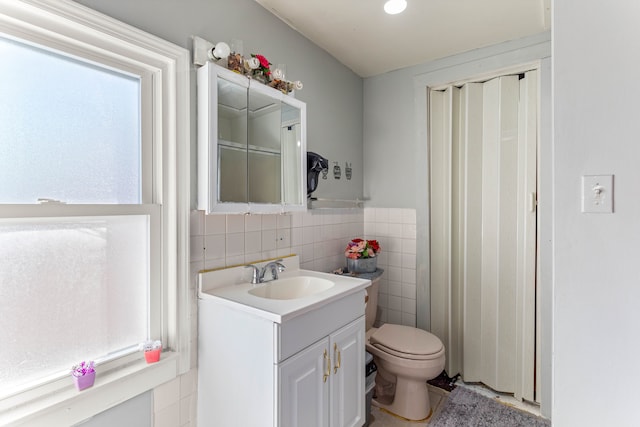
[369,324,444,360]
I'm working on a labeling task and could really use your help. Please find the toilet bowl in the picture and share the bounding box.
[364,278,445,421]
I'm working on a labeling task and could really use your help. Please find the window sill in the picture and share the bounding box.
[0,352,179,427]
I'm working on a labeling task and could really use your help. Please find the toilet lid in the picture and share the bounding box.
[370,324,443,358]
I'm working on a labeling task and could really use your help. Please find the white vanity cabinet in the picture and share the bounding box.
[279,317,365,427]
[198,287,366,427]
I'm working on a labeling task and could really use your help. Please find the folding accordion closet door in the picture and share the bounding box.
[429,70,538,402]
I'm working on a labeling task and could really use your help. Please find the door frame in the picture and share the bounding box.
[411,35,552,417]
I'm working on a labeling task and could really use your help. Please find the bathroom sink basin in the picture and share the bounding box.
[248,276,335,300]
[199,257,372,323]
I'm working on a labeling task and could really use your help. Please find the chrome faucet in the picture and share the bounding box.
[264,260,286,281]
[245,259,286,284]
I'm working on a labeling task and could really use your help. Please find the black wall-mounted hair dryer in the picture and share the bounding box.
[307,151,328,197]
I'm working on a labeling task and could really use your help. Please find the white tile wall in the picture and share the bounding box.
[153,369,198,427]
[364,207,417,327]
[153,376,180,427]
[176,206,417,426]
[190,208,365,275]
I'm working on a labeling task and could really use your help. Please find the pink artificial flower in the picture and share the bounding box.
[71,360,95,377]
[344,238,382,259]
[255,54,270,68]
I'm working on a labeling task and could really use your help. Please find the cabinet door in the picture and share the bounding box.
[197,61,250,213]
[330,317,365,427]
[279,338,330,427]
[197,61,307,214]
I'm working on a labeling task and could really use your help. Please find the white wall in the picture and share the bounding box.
[76,392,152,426]
[363,33,552,416]
[190,207,418,327]
[363,208,418,327]
[363,32,551,209]
[76,0,364,203]
[190,210,365,274]
[66,1,365,425]
[66,1,640,424]
[553,1,640,425]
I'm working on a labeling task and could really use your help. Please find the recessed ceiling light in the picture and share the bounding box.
[384,0,407,15]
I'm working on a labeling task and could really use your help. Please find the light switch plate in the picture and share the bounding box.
[581,175,614,213]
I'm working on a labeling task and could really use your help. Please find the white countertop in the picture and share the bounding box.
[198,256,371,323]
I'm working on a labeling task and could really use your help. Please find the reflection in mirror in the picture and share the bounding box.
[248,88,281,204]
[282,102,302,206]
[217,76,248,203]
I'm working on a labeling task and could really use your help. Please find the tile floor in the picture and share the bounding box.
[368,385,449,427]
[366,382,542,426]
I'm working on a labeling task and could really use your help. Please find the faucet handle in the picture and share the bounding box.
[244,264,260,284]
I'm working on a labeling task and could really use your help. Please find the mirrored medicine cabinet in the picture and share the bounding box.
[197,62,307,213]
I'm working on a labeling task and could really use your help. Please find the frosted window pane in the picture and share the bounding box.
[0,36,141,204]
[0,215,149,395]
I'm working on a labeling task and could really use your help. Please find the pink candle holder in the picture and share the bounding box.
[144,348,161,363]
[73,371,96,391]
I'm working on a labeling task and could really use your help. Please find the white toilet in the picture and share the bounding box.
[365,277,446,421]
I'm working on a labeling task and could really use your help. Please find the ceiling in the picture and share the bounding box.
[255,0,550,78]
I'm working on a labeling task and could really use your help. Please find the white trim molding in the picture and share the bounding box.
[0,1,190,424]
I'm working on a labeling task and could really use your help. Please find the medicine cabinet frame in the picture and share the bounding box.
[197,61,307,214]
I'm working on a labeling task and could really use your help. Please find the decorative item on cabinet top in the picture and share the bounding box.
[192,36,303,95]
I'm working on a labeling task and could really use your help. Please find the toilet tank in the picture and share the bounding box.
[365,276,381,331]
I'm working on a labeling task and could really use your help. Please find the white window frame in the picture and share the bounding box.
[0,1,190,425]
